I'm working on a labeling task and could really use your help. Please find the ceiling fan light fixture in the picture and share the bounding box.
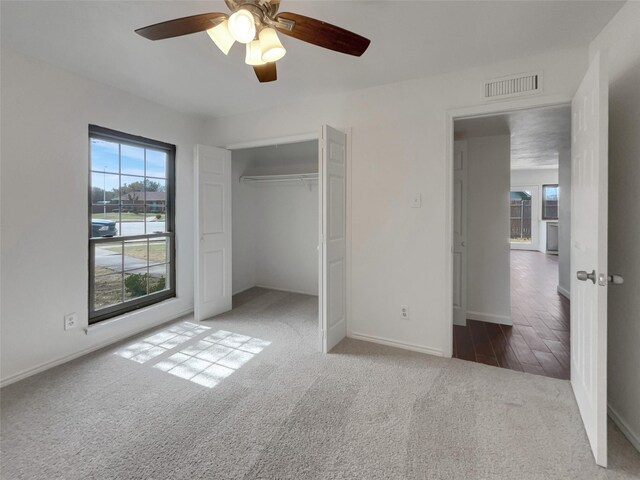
[228,9,256,44]
[245,40,266,66]
[206,19,235,55]
[259,27,286,62]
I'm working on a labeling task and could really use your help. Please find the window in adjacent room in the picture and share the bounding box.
[542,184,559,220]
[89,125,176,324]
[510,190,533,244]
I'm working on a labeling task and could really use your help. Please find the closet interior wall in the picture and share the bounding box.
[231,141,319,296]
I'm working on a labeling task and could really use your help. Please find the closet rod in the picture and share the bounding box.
[240,173,318,190]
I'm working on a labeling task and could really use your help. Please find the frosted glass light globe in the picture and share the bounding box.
[228,10,256,44]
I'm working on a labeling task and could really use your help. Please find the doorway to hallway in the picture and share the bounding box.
[453,251,569,379]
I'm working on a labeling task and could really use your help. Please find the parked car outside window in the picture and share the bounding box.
[91,219,117,237]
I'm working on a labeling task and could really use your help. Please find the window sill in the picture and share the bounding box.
[84,297,183,335]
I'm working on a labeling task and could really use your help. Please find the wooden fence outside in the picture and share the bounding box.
[510,200,532,241]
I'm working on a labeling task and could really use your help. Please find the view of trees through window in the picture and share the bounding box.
[89,126,175,323]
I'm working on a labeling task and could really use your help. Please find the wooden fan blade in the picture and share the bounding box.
[253,63,277,83]
[135,13,227,41]
[274,12,370,57]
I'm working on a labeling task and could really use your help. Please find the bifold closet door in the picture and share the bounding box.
[320,125,347,353]
[195,144,232,321]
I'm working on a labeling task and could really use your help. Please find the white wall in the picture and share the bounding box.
[0,50,203,384]
[231,142,319,296]
[204,47,587,356]
[231,155,258,294]
[253,184,318,295]
[466,135,511,325]
[589,1,640,452]
[510,168,560,253]
[511,168,559,190]
[557,149,571,298]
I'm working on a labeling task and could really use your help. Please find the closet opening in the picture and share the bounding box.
[230,139,321,348]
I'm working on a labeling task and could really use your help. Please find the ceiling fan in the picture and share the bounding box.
[135,0,371,83]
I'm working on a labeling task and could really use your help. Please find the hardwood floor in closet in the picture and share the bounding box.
[453,251,570,380]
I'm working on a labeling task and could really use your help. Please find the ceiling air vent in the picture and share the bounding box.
[483,71,542,100]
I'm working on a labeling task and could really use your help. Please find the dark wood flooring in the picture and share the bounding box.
[453,251,570,379]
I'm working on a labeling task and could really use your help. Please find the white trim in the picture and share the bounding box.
[466,310,513,325]
[232,285,258,296]
[1,309,193,388]
[445,93,573,359]
[448,93,573,122]
[348,332,444,357]
[557,284,571,300]
[84,298,187,335]
[224,132,317,150]
[608,404,640,453]
[346,128,353,337]
[453,316,467,327]
[254,284,318,297]
[511,164,559,171]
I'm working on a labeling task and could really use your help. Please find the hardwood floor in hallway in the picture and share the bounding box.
[453,251,570,379]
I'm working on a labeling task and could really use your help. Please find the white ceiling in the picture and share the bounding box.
[454,104,571,169]
[1,1,622,119]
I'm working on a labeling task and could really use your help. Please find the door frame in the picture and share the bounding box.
[218,130,353,350]
[445,94,572,358]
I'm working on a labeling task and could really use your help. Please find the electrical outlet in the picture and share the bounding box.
[64,313,78,330]
[400,305,410,320]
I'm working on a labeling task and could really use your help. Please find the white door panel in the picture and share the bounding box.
[195,144,232,321]
[453,141,468,326]
[320,125,347,352]
[570,51,608,467]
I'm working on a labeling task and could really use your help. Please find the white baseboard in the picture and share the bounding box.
[348,332,444,357]
[255,284,318,297]
[466,310,512,326]
[0,309,193,388]
[608,404,640,453]
[453,317,467,326]
[557,285,571,300]
[233,285,258,296]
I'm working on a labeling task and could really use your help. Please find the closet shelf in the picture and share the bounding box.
[240,173,318,190]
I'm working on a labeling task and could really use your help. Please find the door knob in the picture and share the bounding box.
[577,270,596,284]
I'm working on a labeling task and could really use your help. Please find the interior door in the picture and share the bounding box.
[320,125,347,352]
[570,50,608,467]
[452,140,468,326]
[194,144,232,321]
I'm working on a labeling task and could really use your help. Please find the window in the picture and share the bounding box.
[89,125,176,324]
[510,190,532,244]
[542,184,559,220]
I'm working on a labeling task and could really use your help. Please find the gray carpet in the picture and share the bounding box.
[1,288,639,479]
